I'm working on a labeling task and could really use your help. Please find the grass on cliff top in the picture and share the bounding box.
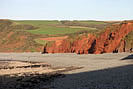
[14,20,109,37]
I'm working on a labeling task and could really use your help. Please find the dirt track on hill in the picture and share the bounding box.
[40,36,68,41]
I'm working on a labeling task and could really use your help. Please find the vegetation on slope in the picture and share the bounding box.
[124,31,133,49]
[0,20,43,52]
[14,20,113,36]
[1,19,131,52]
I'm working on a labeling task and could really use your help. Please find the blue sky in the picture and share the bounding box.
[0,0,132,20]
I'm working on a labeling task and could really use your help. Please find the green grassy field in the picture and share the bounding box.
[14,20,108,36]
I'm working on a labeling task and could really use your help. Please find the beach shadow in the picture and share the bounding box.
[121,54,133,60]
[51,64,133,89]
[1,65,133,89]
[0,73,64,89]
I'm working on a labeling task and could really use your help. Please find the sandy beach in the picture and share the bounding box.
[0,52,133,89]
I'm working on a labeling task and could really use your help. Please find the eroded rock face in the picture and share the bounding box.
[43,21,133,54]
[94,22,133,54]
[71,34,96,54]
[44,34,96,54]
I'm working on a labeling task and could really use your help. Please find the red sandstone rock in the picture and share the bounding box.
[44,34,96,54]
[72,34,96,54]
[94,22,133,54]
[43,21,133,54]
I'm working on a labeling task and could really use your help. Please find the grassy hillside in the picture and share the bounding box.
[14,20,112,36]
[0,19,123,52]
[0,20,43,52]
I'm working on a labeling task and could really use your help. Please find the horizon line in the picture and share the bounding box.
[1,18,132,21]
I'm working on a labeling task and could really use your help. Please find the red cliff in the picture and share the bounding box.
[43,21,133,54]
[94,22,133,54]
[44,34,96,54]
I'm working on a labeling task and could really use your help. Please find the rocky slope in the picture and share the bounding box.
[43,21,133,54]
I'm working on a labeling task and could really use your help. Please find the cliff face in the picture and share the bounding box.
[43,21,133,54]
[94,22,133,54]
[44,34,96,54]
